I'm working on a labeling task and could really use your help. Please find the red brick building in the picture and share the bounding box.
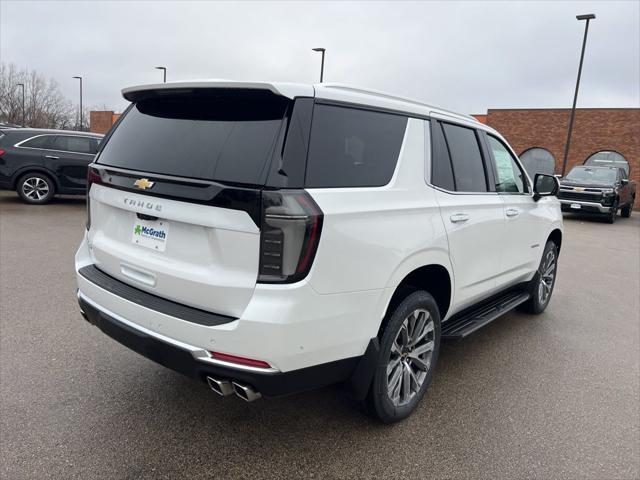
[474,108,640,190]
[89,111,121,134]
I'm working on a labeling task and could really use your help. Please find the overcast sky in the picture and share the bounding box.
[1,0,638,114]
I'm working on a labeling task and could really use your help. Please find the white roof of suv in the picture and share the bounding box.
[122,80,481,128]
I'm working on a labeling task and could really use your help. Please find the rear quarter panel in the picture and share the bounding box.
[0,140,46,187]
[306,118,452,323]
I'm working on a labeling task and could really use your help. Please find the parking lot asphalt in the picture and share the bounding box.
[1,190,639,479]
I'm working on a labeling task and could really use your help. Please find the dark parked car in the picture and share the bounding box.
[558,165,636,223]
[0,128,103,204]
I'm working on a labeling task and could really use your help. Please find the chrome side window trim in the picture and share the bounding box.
[427,183,501,196]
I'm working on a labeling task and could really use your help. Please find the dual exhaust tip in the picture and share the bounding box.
[206,376,262,402]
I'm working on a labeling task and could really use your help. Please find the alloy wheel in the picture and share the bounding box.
[538,249,556,305]
[386,309,435,406]
[22,177,50,201]
[608,201,618,223]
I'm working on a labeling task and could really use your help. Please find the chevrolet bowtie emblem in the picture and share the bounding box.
[134,178,154,190]
[574,187,585,192]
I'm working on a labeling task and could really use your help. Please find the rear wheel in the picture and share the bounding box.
[366,290,441,423]
[16,173,55,204]
[520,241,558,314]
[621,198,634,218]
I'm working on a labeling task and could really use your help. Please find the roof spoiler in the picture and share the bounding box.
[122,80,314,102]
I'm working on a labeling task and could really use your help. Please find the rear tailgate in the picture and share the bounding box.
[85,87,295,317]
[87,176,260,317]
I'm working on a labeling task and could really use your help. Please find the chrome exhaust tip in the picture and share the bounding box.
[206,376,234,397]
[232,381,262,402]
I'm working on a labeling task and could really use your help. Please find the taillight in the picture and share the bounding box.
[87,166,102,186]
[0,149,5,157]
[258,190,323,284]
[86,166,103,230]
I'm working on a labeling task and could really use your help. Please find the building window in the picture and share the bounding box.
[520,147,556,179]
[584,150,629,175]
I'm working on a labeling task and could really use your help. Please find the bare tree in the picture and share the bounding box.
[0,63,75,129]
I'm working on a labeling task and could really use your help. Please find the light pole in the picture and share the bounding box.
[312,48,325,82]
[72,76,83,131]
[561,13,595,176]
[155,66,167,83]
[16,83,25,126]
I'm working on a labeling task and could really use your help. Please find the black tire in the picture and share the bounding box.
[16,172,55,204]
[520,241,558,314]
[366,290,441,424]
[606,199,618,224]
[621,199,633,218]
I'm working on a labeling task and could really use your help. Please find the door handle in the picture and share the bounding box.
[506,208,520,218]
[450,213,470,223]
[44,155,59,159]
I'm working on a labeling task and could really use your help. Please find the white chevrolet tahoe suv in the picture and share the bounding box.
[76,81,563,423]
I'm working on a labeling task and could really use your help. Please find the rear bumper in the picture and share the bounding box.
[78,290,364,397]
[559,199,613,214]
[75,233,384,397]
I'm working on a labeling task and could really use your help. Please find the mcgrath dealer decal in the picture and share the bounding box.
[134,224,166,239]
[132,219,170,252]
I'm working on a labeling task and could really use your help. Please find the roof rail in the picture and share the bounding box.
[432,111,481,124]
[320,83,478,122]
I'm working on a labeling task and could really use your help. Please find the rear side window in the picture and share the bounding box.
[20,135,54,149]
[442,123,487,192]
[53,136,96,154]
[305,104,407,188]
[430,122,455,191]
[97,90,289,185]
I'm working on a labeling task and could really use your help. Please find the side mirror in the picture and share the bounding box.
[621,178,629,185]
[533,173,559,201]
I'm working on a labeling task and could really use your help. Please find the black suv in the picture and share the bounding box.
[0,128,103,204]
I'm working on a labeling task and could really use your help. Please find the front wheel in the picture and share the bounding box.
[520,241,558,314]
[606,199,619,224]
[366,291,441,423]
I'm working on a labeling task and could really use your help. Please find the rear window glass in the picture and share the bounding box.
[305,104,407,188]
[20,135,54,149]
[97,91,289,185]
